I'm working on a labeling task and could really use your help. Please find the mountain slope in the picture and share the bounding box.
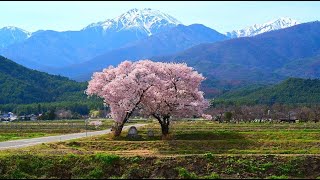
[226,17,299,38]
[0,8,181,69]
[152,21,320,84]
[48,24,229,80]
[216,78,320,105]
[0,56,88,104]
[275,55,320,78]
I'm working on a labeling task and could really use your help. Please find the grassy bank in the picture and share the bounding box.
[0,153,319,179]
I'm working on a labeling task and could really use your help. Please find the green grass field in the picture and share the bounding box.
[0,120,319,179]
[14,120,319,156]
[0,132,59,142]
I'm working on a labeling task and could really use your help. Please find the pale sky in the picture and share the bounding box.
[0,1,319,33]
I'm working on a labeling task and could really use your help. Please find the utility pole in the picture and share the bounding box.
[85,119,88,137]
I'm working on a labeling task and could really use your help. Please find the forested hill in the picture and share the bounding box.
[0,55,89,104]
[216,78,320,105]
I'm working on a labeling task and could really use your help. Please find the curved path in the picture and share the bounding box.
[0,124,147,150]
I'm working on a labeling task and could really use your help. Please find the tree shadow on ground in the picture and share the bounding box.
[171,130,245,140]
[157,130,256,155]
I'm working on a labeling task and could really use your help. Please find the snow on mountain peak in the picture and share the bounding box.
[263,17,299,29]
[1,26,31,36]
[83,8,182,36]
[226,17,300,38]
[0,26,32,48]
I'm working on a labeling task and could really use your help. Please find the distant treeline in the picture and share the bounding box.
[205,103,320,123]
[0,99,104,116]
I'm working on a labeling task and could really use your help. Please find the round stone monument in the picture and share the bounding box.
[127,126,140,139]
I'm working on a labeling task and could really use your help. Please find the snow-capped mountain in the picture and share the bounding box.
[226,17,300,38]
[52,24,228,80]
[83,8,182,36]
[0,8,184,69]
[0,26,31,48]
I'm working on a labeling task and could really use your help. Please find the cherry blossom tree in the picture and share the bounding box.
[86,60,209,137]
[86,60,158,136]
[140,61,209,137]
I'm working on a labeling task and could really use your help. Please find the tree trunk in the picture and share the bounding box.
[112,110,133,137]
[153,114,171,139]
[113,122,124,137]
[160,117,171,139]
[161,123,169,136]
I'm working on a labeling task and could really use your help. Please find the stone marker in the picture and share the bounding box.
[147,129,154,137]
[127,126,140,138]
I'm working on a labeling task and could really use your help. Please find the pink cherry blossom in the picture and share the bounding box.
[86,59,209,136]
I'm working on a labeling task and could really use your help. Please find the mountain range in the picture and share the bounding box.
[0,8,181,68]
[225,17,299,38]
[49,23,228,80]
[1,8,319,98]
[151,21,320,95]
[0,9,302,77]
